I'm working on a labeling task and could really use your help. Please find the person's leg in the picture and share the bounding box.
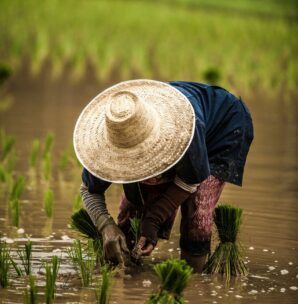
[180,175,225,272]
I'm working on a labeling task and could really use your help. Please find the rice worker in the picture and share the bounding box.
[73,80,254,272]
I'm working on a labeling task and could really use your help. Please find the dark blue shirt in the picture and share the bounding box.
[82,81,254,202]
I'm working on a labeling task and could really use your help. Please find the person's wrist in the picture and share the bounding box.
[140,219,158,246]
[96,215,116,233]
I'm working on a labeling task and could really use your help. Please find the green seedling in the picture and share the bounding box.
[203,204,248,282]
[42,133,54,159]
[0,132,15,162]
[44,255,60,304]
[29,139,40,167]
[67,239,96,287]
[0,242,11,288]
[11,198,20,227]
[44,189,54,218]
[146,259,193,304]
[129,217,141,243]
[18,240,33,275]
[9,175,25,201]
[42,153,52,180]
[24,274,38,304]
[58,151,69,171]
[96,265,112,304]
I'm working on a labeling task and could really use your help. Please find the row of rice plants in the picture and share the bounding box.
[0,0,296,97]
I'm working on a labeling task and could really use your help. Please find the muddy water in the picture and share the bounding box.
[0,69,297,303]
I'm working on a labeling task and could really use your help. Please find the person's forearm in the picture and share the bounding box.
[80,183,115,232]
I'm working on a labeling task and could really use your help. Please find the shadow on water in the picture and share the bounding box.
[0,66,297,303]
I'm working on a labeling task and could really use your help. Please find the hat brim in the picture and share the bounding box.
[73,79,195,183]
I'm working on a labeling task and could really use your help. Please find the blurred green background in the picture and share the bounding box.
[0,0,297,98]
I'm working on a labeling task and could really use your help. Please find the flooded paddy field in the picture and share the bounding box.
[0,70,297,303]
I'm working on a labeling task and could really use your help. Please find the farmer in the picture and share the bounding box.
[73,80,253,272]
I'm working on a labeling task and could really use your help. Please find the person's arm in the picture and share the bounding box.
[132,176,199,258]
[81,168,129,266]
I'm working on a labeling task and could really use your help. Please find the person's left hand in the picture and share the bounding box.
[131,236,155,259]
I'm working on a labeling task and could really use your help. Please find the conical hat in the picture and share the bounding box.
[73,79,195,183]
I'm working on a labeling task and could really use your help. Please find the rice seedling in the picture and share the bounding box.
[203,204,248,282]
[11,198,20,227]
[44,189,54,218]
[42,133,54,159]
[9,175,25,201]
[17,240,33,275]
[0,131,15,162]
[29,139,40,167]
[71,208,103,261]
[0,64,12,85]
[146,259,193,304]
[42,153,52,180]
[96,265,112,304]
[72,193,82,212]
[0,164,6,182]
[24,274,38,304]
[58,150,69,171]
[9,255,22,277]
[43,255,60,304]
[129,217,141,243]
[67,239,96,287]
[0,242,11,288]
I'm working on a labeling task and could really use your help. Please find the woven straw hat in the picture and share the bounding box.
[73,79,195,183]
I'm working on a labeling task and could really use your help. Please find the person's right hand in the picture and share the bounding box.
[101,223,129,267]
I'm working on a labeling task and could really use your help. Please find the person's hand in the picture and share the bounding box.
[101,223,129,267]
[131,236,155,260]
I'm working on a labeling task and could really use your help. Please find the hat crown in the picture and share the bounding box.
[105,91,156,148]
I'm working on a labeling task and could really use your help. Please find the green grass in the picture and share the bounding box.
[146,259,193,304]
[0,0,297,96]
[18,240,33,275]
[43,255,60,304]
[203,204,248,282]
[44,189,54,218]
[67,239,96,287]
[24,274,38,304]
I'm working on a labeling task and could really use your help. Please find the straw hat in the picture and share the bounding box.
[73,79,195,183]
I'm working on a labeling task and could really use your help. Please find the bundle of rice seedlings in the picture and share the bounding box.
[18,240,33,275]
[67,239,96,287]
[146,259,193,304]
[72,193,83,212]
[203,204,248,282]
[24,274,38,304]
[43,255,60,304]
[96,265,112,304]
[42,132,54,158]
[9,175,25,201]
[0,131,15,162]
[42,153,52,180]
[70,208,103,262]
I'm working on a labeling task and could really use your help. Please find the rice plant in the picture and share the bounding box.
[129,217,141,244]
[44,189,54,218]
[9,175,25,201]
[42,133,54,159]
[10,198,20,227]
[96,265,112,304]
[0,131,15,162]
[24,274,38,304]
[0,242,11,288]
[67,239,96,287]
[0,164,6,182]
[58,151,69,171]
[42,153,52,180]
[18,240,33,275]
[146,259,193,304]
[29,139,40,167]
[44,255,60,304]
[203,204,248,282]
